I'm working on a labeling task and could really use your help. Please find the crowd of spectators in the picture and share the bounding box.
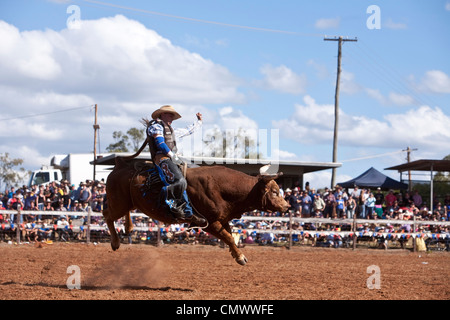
[0,179,107,243]
[1,179,449,251]
[229,183,450,250]
[277,184,450,222]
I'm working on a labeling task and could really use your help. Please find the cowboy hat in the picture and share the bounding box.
[151,105,182,120]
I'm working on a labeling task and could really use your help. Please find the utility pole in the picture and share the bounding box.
[324,36,357,188]
[403,146,418,192]
[93,104,100,181]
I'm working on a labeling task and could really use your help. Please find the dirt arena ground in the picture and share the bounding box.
[0,242,448,301]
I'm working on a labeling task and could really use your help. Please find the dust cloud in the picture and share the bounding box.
[83,247,168,289]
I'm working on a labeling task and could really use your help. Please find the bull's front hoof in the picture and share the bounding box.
[235,255,248,266]
[111,242,120,251]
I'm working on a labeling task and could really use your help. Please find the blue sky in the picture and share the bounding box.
[1,0,449,188]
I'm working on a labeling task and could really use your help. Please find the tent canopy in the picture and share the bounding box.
[337,167,408,190]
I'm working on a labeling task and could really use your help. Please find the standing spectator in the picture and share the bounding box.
[313,193,325,217]
[336,195,345,218]
[413,190,423,208]
[23,189,36,210]
[385,190,396,211]
[358,189,367,218]
[444,194,450,207]
[351,186,361,199]
[374,187,384,206]
[403,192,413,207]
[7,187,15,199]
[323,188,336,219]
[61,187,71,209]
[79,182,92,204]
[56,200,67,213]
[365,193,376,219]
[42,199,54,222]
[301,191,312,217]
[284,188,292,210]
[289,188,302,215]
[278,184,284,198]
[346,196,356,219]
[36,185,46,211]
[446,202,450,221]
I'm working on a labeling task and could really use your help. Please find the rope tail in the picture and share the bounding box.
[121,137,149,161]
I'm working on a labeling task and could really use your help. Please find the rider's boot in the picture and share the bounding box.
[185,214,207,227]
[170,199,207,227]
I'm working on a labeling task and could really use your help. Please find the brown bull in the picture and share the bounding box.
[103,157,289,265]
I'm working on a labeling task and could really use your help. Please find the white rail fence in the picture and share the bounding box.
[1,207,449,251]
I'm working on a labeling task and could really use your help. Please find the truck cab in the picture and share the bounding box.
[27,166,63,187]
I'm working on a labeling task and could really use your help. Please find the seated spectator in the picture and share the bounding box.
[37,221,53,242]
[24,218,38,242]
[433,203,445,220]
[57,217,70,241]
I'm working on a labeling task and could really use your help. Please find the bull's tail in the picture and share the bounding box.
[121,137,149,161]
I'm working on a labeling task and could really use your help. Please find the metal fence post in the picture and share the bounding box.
[16,205,21,244]
[86,208,91,244]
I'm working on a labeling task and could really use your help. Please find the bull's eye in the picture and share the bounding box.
[272,191,278,197]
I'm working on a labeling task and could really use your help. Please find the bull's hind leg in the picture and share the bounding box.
[124,212,134,234]
[208,221,248,266]
[103,207,121,251]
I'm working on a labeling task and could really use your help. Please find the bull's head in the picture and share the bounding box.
[257,165,289,213]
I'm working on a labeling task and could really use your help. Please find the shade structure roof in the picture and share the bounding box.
[92,154,341,176]
[385,159,450,172]
[337,167,408,190]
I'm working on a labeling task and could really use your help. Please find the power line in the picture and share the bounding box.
[0,105,93,121]
[78,0,326,37]
[345,40,440,108]
[341,150,404,162]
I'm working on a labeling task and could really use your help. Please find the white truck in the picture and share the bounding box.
[27,153,112,187]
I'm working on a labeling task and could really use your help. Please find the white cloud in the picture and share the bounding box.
[0,15,245,168]
[388,92,414,106]
[258,64,307,95]
[365,88,414,106]
[445,2,450,11]
[218,106,259,131]
[303,171,352,190]
[416,70,450,94]
[0,15,243,104]
[315,17,340,29]
[275,149,298,160]
[273,95,450,153]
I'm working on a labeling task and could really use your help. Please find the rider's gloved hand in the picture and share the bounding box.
[168,151,184,166]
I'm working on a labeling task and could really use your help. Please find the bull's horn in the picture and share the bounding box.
[259,164,278,176]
